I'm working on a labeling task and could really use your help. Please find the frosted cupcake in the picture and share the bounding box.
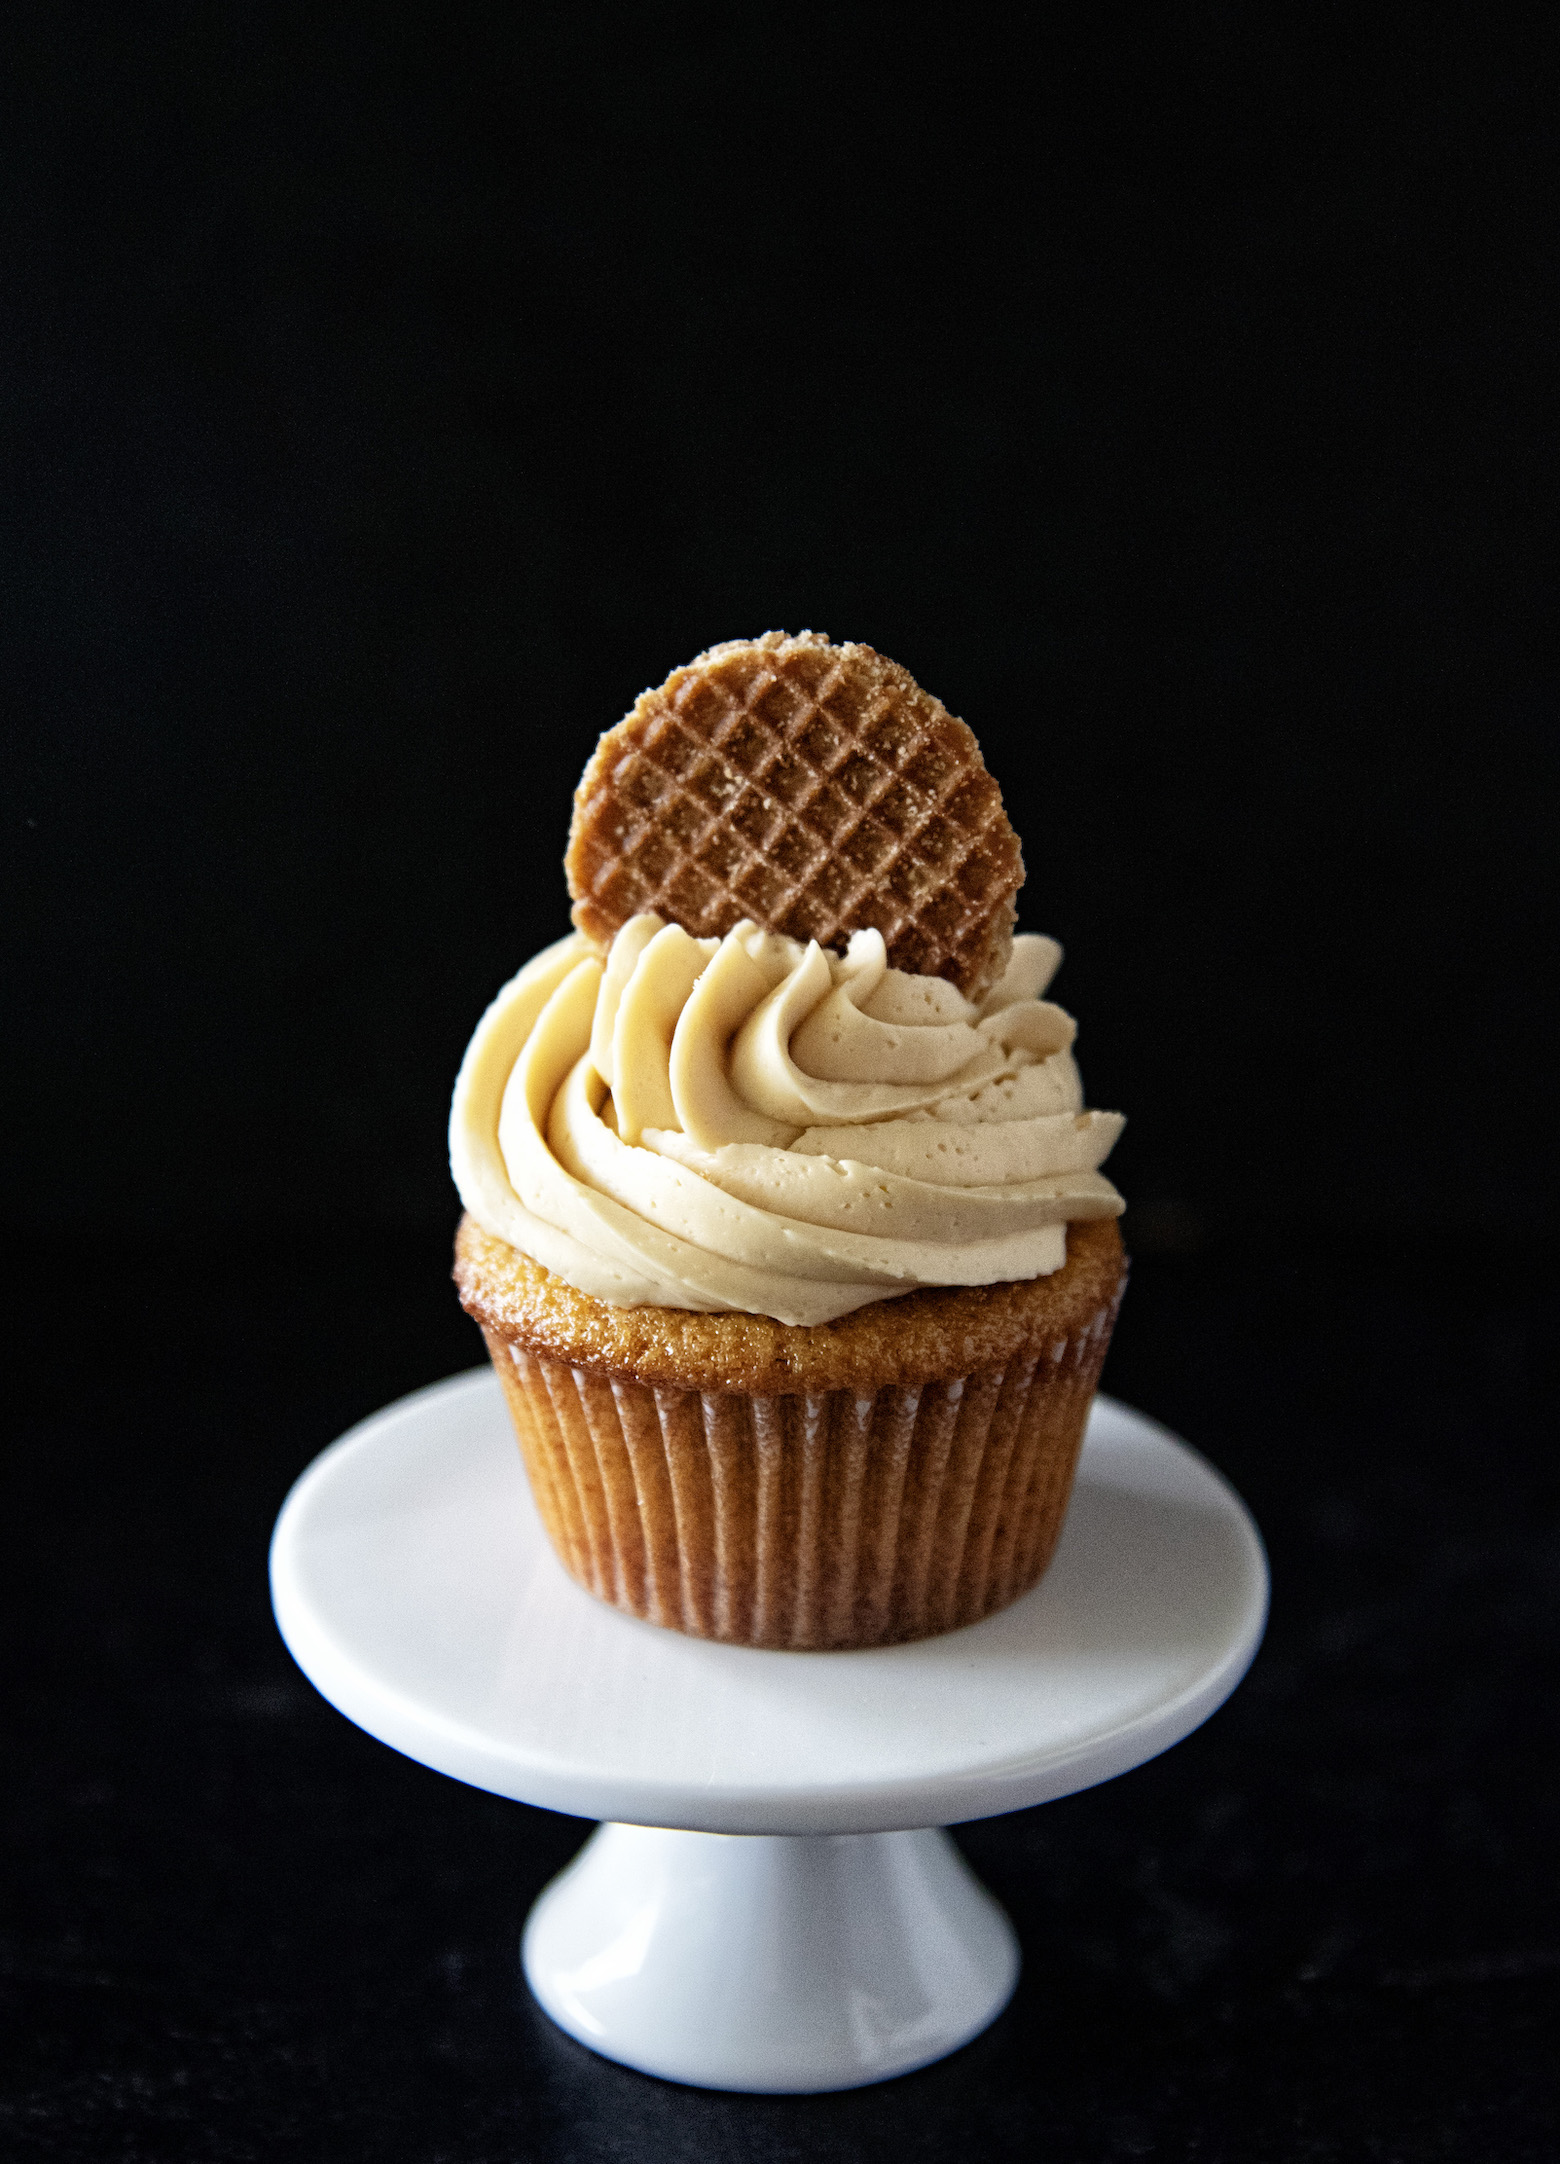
[450,634,1126,1648]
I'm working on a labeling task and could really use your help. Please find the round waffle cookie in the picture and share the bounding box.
[565,632,1025,1000]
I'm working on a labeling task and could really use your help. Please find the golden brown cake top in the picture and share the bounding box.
[456,1210,1126,1395]
[565,632,1024,1002]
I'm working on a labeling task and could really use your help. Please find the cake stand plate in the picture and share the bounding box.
[271,1370,1267,2092]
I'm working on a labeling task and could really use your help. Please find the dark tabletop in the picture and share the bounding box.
[6,1230,1556,2162]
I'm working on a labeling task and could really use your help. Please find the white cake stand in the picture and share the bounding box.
[270,1369,1267,2093]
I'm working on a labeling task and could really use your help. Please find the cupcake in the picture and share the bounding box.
[450,633,1126,1649]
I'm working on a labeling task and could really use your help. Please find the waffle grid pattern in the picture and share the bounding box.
[566,633,1024,997]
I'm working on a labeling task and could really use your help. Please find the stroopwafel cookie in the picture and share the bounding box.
[564,632,1025,999]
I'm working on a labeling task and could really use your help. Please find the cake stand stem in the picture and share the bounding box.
[521,1821,1020,2093]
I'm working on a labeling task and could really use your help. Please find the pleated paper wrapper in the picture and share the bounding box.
[482,1294,1120,1650]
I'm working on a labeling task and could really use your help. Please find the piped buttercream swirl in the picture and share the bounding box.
[450,916,1124,1326]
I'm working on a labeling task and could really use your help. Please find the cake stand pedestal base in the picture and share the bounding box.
[271,1372,1268,2093]
[523,1823,1018,2092]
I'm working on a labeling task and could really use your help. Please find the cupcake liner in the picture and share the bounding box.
[482,1291,1120,1650]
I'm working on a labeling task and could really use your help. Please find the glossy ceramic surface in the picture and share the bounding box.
[271,1369,1266,2089]
[522,1823,1019,2091]
[270,1370,1267,1836]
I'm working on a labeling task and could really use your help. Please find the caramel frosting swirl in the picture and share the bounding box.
[450,916,1124,1327]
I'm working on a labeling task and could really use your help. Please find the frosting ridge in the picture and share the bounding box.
[450,916,1124,1326]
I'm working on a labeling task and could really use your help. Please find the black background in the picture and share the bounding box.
[4,8,1557,2159]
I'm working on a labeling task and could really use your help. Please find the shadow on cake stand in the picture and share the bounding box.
[270,1370,1267,2093]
